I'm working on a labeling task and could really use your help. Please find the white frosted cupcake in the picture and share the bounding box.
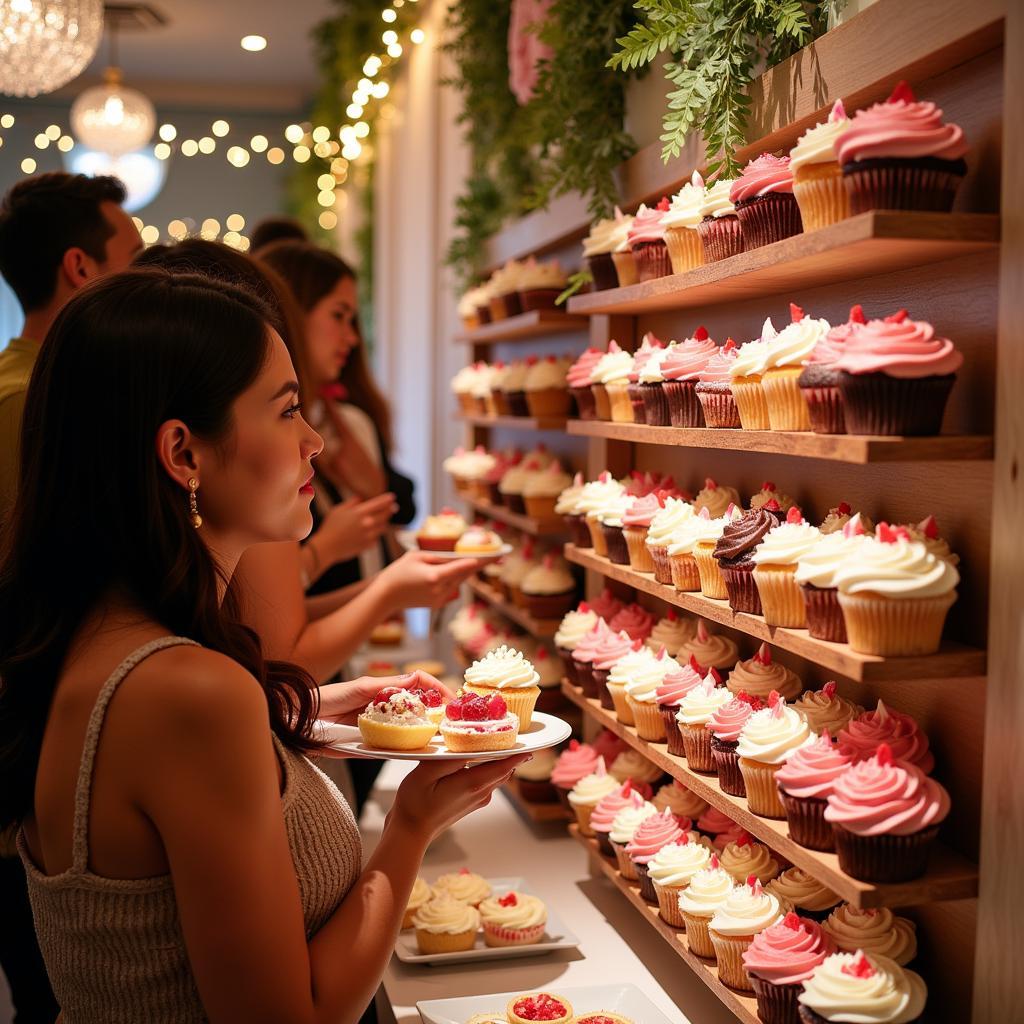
[798,950,927,1023]
[676,856,736,957]
[413,893,481,954]
[647,835,712,926]
[708,878,784,991]
[463,644,541,730]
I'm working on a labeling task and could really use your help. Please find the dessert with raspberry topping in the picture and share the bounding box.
[407,684,447,724]
[505,992,573,1024]
[440,691,521,753]
[572,1015,635,1024]
[357,687,439,750]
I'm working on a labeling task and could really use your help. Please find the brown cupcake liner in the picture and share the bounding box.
[664,225,705,275]
[682,912,715,958]
[602,522,630,564]
[606,382,635,423]
[627,383,648,425]
[841,155,966,214]
[634,861,659,903]
[627,695,667,742]
[681,722,716,773]
[731,377,771,431]
[838,590,956,656]
[696,385,742,428]
[801,584,847,643]
[653,880,688,927]
[710,930,755,991]
[832,824,940,882]
[753,566,807,628]
[574,660,599,699]
[640,382,672,426]
[608,681,635,726]
[779,790,834,851]
[611,250,639,287]
[587,251,619,291]
[586,515,608,556]
[475,304,492,324]
[624,525,656,573]
[594,668,615,710]
[721,565,763,615]
[661,706,687,756]
[750,976,805,1024]
[559,647,581,687]
[524,590,577,620]
[735,192,803,251]
[524,494,559,520]
[670,551,702,592]
[694,545,730,600]
[697,215,744,262]
[591,383,612,421]
[801,384,847,434]
[566,513,593,548]
[518,288,561,312]
[571,385,598,420]
[633,239,673,282]
[526,387,572,419]
[664,379,706,428]
[506,494,527,514]
[555,785,575,817]
[711,739,746,797]
[649,544,674,585]
[506,390,529,416]
[613,840,641,880]
[762,368,812,432]
[595,829,616,857]
[487,482,504,505]
[739,758,787,819]
[838,371,955,436]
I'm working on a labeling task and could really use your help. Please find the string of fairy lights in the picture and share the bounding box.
[0,1,425,246]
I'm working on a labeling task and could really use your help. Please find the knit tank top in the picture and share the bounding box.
[17,636,363,1023]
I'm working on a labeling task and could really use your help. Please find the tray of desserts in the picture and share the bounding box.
[398,517,512,560]
[417,983,674,1024]
[396,874,578,966]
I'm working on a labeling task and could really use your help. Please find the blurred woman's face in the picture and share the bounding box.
[305,274,359,385]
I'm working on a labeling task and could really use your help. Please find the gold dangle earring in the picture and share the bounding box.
[187,477,202,529]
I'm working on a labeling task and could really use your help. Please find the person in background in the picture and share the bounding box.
[251,214,308,253]
[0,171,142,1024]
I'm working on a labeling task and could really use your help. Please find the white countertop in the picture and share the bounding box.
[361,761,737,1024]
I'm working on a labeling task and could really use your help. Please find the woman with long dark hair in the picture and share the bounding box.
[0,268,524,1023]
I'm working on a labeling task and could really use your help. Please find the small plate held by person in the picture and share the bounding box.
[396,529,512,561]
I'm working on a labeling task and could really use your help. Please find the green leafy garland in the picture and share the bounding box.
[609,0,843,177]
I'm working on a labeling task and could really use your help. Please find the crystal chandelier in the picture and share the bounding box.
[71,65,155,155]
[0,0,105,98]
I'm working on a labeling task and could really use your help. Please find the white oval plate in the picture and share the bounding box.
[314,711,571,762]
[396,529,512,561]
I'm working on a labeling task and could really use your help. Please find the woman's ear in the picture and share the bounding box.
[155,419,200,490]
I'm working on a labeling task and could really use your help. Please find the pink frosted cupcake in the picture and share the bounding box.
[661,327,718,427]
[656,656,707,755]
[590,628,635,711]
[608,602,655,643]
[626,807,688,902]
[837,701,934,774]
[697,804,738,841]
[708,692,765,796]
[621,493,664,573]
[775,731,854,851]
[730,153,803,250]
[554,602,599,688]
[798,305,866,434]
[695,338,741,428]
[591,781,652,857]
[570,619,610,699]
[627,198,672,281]
[551,740,601,811]
[675,672,732,772]
[567,347,604,421]
[589,586,625,622]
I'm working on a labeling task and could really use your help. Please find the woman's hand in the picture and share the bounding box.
[310,493,397,568]
[373,550,483,614]
[317,670,455,727]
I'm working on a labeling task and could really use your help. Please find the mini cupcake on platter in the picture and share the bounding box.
[568,756,620,836]
[675,672,732,772]
[719,834,781,885]
[623,645,682,740]
[440,690,520,753]
[524,355,571,418]
[793,682,864,738]
[709,876,785,991]
[835,79,968,214]
[462,644,542,730]
[695,337,741,428]
[644,497,695,584]
[521,554,578,621]
[416,507,468,551]
[627,198,673,282]
[708,692,764,796]
[626,807,689,903]
[822,906,917,966]
[591,782,652,857]
[590,341,634,422]
[752,507,822,627]
[433,868,492,907]
[678,619,739,671]
[713,506,778,615]
[761,305,831,431]
[696,177,742,262]
[727,643,803,702]
[838,701,934,774]
[766,869,841,924]
[507,993,574,1024]
[648,833,712,926]
[661,327,718,427]
[730,153,803,250]
[730,318,777,430]
[479,891,548,947]
[552,740,602,810]
[790,99,852,231]
[775,730,853,850]
[646,608,697,656]
[357,688,439,750]
[554,602,599,686]
[608,798,659,880]
[582,206,633,291]
[656,657,706,755]
[798,305,866,434]
[455,526,504,556]
[627,333,667,423]
[412,893,480,954]
[662,170,707,274]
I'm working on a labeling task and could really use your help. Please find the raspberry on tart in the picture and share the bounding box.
[506,992,573,1024]
[440,691,520,752]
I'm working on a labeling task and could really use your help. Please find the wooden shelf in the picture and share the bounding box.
[456,412,568,431]
[563,684,979,910]
[455,309,588,344]
[564,545,985,683]
[461,495,567,537]
[566,212,1000,317]
[570,824,760,1024]
[465,578,560,637]
[567,419,994,465]
[501,779,571,823]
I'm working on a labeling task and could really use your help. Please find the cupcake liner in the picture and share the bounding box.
[611,250,639,287]
[586,515,609,556]
[653,880,687,927]
[841,155,967,214]
[831,824,940,882]
[753,566,808,628]
[607,681,636,726]
[664,225,705,275]
[682,912,716,958]
[801,584,847,643]
[633,239,673,282]
[507,494,527,514]
[594,668,615,710]
[416,926,478,955]
[634,861,658,903]
[606,382,635,423]
[661,706,687,756]
[735,192,803,251]
[750,976,804,1024]
[763,367,812,432]
[670,551,702,592]
[627,383,648,425]
[710,930,755,991]
[602,522,630,564]
[696,384,742,428]
[526,387,572,419]
[524,495,559,519]
[462,683,539,731]
[730,377,770,431]
[571,385,598,421]
[566,513,593,548]
[558,647,580,687]
[595,829,616,857]
[778,790,834,851]
[576,661,599,699]
[471,478,493,502]
[697,215,744,262]
[681,722,716,773]
[485,394,501,418]
[507,391,530,417]
[555,785,574,814]
[793,159,850,232]
[627,695,667,742]
[711,738,746,797]
[640,382,672,426]
[475,304,492,325]
[612,840,640,880]
[624,525,656,573]
[801,384,847,434]
[518,288,562,312]
[738,758,787,819]
[649,544,674,585]
[591,383,612,421]
[664,379,706,428]
[483,920,547,947]
[694,545,730,600]
[524,591,577,621]
[489,294,512,321]
[493,391,512,417]
[587,251,619,291]
[573,802,596,836]
[720,565,763,615]
[456,393,477,415]
[837,589,956,656]
[838,372,955,436]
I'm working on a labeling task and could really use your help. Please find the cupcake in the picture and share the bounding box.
[523,460,572,520]
[661,327,718,427]
[720,834,781,885]
[627,198,672,282]
[750,481,796,516]
[713,506,778,614]
[500,538,538,606]
[591,341,635,423]
[822,906,918,966]
[498,454,541,513]
[678,619,739,671]
[644,497,695,584]
[731,152,803,250]
[592,783,650,857]
[835,80,968,214]
[440,690,520,753]
[824,743,950,882]
[662,170,707,274]
[621,493,664,572]
[624,646,682,740]
[761,305,831,432]
[513,747,559,804]
[901,514,959,566]
[578,472,627,554]
[451,363,481,413]
[798,306,866,434]
[606,642,668,726]
[533,646,564,712]
[834,523,959,656]
[652,779,709,821]
[463,645,542,730]
[737,692,816,818]
[502,359,530,416]
[569,620,610,699]
[357,688,439,750]
[797,951,928,1023]
[664,508,718,592]
[455,527,504,555]
[656,657,706,755]
[608,747,663,787]
[627,332,667,423]
[555,476,587,548]
[489,261,524,319]
[695,337,741,427]
[820,502,871,536]
[708,692,764,796]
[432,868,492,907]
[626,807,688,903]
[744,913,836,1024]
[708,877,785,991]
[729,318,777,430]
[524,355,571,419]
[838,701,934,773]
[833,310,963,436]
[413,894,480,954]
[554,602,599,686]
[693,477,742,519]
[646,608,697,656]
[608,602,655,643]
[775,731,854,850]
[610,212,639,287]
[698,805,740,842]
[752,507,822,627]
[479,891,547,947]
[648,834,712,925]
[675,672,732,772]
[507,993,574,1024]
[633,335,674,425]
[568,756,620,836]
[417,507,469,551]
[517,257,567,312]
[567,348,604,420]
[552,740,601,810]
[609,799,659,880]
[790,99,852,231]
[521,554,578,621]
[403,876,432,929]
[458,286,487,332]
[792,682,864,737]
[766,870,841,924]
[582,206,633,291]
[692,504,743,599]
[795,514,870,643]
[676,856,736,956]
[590,628,634,711]
[696,178,742,262]
[727,643,803,701]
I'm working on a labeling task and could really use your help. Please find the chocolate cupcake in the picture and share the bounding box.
[712,507,777,615]
[627,333,667,425]
[798,305,866,434]
[695,338,741,427]
[696,178,743,261]
[566,347,604,421]
[582,207,634,290]
[628,199,673,282]
[661,327,717,427]
[731,153,803,250]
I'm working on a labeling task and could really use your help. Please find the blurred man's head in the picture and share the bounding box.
[0,173,142,316]
[251,215,308,254]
